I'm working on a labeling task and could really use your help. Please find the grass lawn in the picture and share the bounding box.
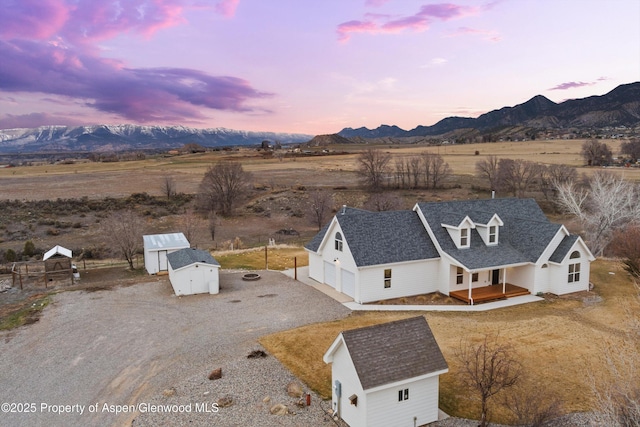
[260,258,639,424]
[214,246,309,270]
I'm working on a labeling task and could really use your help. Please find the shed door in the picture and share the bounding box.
[341,270,355,298]
[158,250,168,271]
[324,261,336,287]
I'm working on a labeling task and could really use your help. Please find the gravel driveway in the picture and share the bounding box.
[0,271,350,427]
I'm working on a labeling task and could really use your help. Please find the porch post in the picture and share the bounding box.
[502,268,506,294]
[468,271,473,305]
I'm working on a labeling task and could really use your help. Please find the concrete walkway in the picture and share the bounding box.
[282,266,544,311]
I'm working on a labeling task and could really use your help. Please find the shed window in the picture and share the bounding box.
[456,267,464,285]
[398,388,409,402]
[384,269,392,288]
[568,263,580,283]
[460,228,469,247]
[335,232,343,252]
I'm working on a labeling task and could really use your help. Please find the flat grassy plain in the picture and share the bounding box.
[260,258,640,423]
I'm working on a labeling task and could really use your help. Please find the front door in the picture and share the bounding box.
[491,269,500,285]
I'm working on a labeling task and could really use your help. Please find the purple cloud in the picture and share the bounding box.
[338,2,480,41]
[365,0,391,6]
[0,112,88,129]
[549,81,596,91]
[0,40,272,123]
[0,0,274,128]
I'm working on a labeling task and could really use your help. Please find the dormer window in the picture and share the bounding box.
[460,228,469,247]
[335,232,343,251]
[489,226,497,244]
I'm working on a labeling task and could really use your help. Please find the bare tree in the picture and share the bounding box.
[609,225,640,278]
[178,209,203,244]
[393,158,407,189]
[408,155,422,188]
[363,192,403,211]
[306,189,334,231]
[421,152,451,189]
[620,138,640,162]
[554,171,640,256]
[357,148,391,191]
[208,212,218,241]
[475,155,500,191]
[101,209,145,269]
[199,161,251,216]
[497,159,542,197]
[455,334,521,427]
[162,175,177,199]
[581,139,613,166]
[503,378,563,427]
[539,164,577,200]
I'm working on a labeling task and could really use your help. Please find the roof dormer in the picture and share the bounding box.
[442,216,475,249]
[474,214,503,246]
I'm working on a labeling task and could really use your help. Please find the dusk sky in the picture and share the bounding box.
[0,0,638,135]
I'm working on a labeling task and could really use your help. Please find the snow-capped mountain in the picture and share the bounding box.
[0,124,314,153]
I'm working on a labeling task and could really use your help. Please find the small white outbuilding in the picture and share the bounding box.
[166,248,220,296]
[143,233,190,275]
[323,316,448,427]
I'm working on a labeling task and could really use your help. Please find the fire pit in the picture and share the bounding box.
[242,273,261,281]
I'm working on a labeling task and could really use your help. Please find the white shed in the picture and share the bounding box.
[166,248,220,296]
[143,233,190,275]
[323,317,448,427]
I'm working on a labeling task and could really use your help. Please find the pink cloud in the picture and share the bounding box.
[0,0,69,40]
[0,40,272,124]
[549,81,596,91]
[338,2,479,41]
[365,0,391,6]
[215,0,240,17]
[447,26,501,41]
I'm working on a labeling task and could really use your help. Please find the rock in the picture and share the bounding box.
[203,391,210,396]
[247,349,267,358]
[270,403,288,415]
[263,396,271,403]
[287,381,303,398]
[208,368,222,380]
[162,388,176,397]
[217,396,233,408]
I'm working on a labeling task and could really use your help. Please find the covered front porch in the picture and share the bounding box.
[450,283,530,305]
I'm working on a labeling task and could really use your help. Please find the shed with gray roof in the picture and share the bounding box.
[323,316,448,427]
[166,248,220,296]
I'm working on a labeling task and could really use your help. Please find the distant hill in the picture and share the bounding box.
[339,82,640,138]
[304,134,355,146]
[0,124,313,153]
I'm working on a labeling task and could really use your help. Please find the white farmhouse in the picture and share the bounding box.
[306,198,594,304]
[143,233,190,275]
[166,248,220,296]
[323,316,448,427]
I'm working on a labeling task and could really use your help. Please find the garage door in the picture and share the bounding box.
[341,270,355,298]
[324,261,336,287]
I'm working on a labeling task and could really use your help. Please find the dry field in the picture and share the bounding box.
[260,258,640,423]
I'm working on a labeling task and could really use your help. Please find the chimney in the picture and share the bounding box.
[341,205,347,215]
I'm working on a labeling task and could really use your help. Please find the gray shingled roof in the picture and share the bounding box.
[305,207,439,267]
[549,235,579,263]
[167,248,219,270]
[417,198,562,270]
[341,317,448,390]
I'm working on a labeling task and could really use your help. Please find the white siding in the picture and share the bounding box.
[307,252,324,283]
[548,250,590,294]
[506,265,535,292]
[331,342,366,427]
[357,260,439,304]
[168,264,219,296]
[366,376,440,427]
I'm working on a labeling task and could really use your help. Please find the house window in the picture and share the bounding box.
[335,232,343,252]
[472,272,479,282]
[460,228,469,247]
[568,262,581,283]
[570,250,580,259]
[398,388,409,402]
[384,269,392,288]
[456,267,464,285]
[489,225,497,244]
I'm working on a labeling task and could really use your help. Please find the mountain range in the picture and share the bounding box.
[1,82,638,154]
[338,82,640,138]
[0,124,313,154]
